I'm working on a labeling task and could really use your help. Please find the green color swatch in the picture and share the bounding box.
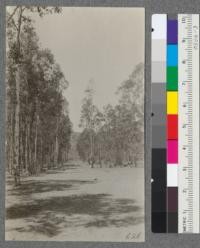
[167,66,178,91]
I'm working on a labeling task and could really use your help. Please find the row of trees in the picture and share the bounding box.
[77,63,144,168]
[6,7,72,184]
[6,6,144,185]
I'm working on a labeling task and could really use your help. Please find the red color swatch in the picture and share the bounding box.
[167,115,178,140]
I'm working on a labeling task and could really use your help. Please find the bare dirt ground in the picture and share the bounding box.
[5,162,144,242]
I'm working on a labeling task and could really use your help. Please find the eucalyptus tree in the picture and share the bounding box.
[6,7,72,184]
[116,63,144,166]
[79,81,101,167]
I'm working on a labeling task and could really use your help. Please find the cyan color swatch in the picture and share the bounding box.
[167,45,178,66]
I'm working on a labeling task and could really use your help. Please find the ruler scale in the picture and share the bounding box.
[151,14,199,233]
[178,14,199,233]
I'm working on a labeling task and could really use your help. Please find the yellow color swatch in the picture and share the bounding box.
[167,91,178,114]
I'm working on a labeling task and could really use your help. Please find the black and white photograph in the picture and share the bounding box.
[5,6,145,242]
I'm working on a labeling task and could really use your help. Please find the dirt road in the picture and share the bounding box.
[5,162,144,241]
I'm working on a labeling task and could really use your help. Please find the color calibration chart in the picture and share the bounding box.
[151,14,199,233]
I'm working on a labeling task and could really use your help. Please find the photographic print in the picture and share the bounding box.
[5,7,145,242]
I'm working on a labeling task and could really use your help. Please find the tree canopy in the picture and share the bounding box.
[6,7,71,184]
[77,63,144,168]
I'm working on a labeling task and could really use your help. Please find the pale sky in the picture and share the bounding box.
[30,7,144,131]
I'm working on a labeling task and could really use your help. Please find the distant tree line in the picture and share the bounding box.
[77,63,144,168]
[6,7,72,185]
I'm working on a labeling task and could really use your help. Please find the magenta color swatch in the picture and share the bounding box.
[167,140,178,163]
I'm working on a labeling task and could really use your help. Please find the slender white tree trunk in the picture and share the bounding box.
[13,67,21,185]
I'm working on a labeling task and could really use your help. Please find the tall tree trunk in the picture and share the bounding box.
[89,130,94,168]
[13,67,21,185]
[99,142,102,168]
[54,136,59,167]
[54,117,59,167]
[39,137,43,172]
[28,121,32,174]
[11,107,15,174]
[25,119,28,172]
[34,117,38,173]
[12,7,23,185]
[7,109,14,173]
[34,98,39,173]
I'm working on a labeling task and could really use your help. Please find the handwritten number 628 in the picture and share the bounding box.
[125,232,141,240]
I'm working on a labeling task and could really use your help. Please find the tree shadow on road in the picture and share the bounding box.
[6,193,143,238]
[7,179,96,196]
